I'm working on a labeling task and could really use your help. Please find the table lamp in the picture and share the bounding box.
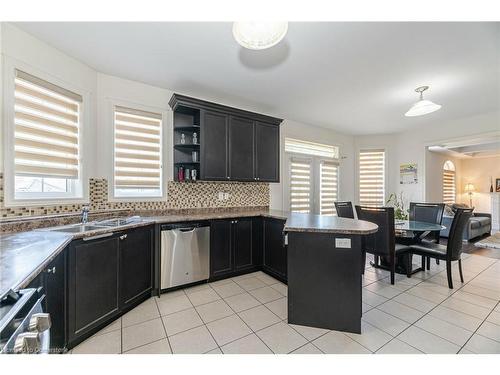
[464,183,475,208]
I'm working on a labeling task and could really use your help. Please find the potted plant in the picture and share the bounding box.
[386,192,409,220]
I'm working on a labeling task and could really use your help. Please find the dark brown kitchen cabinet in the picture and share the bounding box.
[255,121,280,182]
[170,94,282,183]
[210,220,233,278]
[27,247,67,352]
[201,110,228,181]
[120,227,153,309]
[43,249,66,351]
[262,218,287,283]
[210,218,258,279]
[229,116,255,181]
[68,235,120,344]
[67,226,154,348]
[233,218,254,271]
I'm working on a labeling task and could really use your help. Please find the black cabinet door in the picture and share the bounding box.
[210,220,233,278]
[263,218,287,281]
[228,116,254,181]
[255,122,280,182]
[68,235,120,342]
[201,110,228,180]
[233,218,253,271]
[43,248,66,351]
[120,227,153,309]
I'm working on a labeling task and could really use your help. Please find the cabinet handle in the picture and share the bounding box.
[47,266,56,274]
[120,234,127,240]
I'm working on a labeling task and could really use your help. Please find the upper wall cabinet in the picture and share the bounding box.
[169,94,282,183]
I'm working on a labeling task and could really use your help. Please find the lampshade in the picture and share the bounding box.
[405,86,442,117]
[232,22,288,50]
[465,183,475,193]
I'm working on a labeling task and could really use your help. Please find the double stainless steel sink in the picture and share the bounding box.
[47,216,142,233]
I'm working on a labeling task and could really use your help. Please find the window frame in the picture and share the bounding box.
[357,148,387,207]
[107,98,169,202]
[284,138,340,215]
[2,58,89,207]
[442,160,456,204]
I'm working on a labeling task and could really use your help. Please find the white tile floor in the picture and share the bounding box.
[69,253,500,354]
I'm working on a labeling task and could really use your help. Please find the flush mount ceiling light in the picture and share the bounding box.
[232,22,288,50]
[405,86,442,117]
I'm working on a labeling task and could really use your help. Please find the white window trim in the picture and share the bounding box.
[2,57,90,207]
[106,98,170,202]
[356,147,388,206]
[284,152,340,215]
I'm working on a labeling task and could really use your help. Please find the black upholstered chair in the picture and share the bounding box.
[335,201,355,219]
[355,206,409,284]
[409,202,445,269]
[406,207,473,289]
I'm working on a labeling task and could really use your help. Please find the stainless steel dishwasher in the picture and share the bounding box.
[160,222,210,289]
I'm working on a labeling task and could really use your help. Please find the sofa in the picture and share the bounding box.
[441,204,492,240]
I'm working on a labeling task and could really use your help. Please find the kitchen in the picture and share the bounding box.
[0,86,376,353]
[1,10,500,367]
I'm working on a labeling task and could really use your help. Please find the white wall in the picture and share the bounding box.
[96,73,175,199]
[354,111,500,207]
[1,23,356,209]
[2,22,497,211]
[1,22,98,173]
[269,119,355,210]
[425,150,462,204]
[460,156,500,213]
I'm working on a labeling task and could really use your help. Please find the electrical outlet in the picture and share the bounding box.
[218,192,224,201]
[335,238,351,248]
[224,192,230,200]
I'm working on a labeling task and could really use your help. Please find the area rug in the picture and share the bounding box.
[475,232,500,250]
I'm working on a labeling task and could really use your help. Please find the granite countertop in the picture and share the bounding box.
[284,213,378,234]
[0,208,377,298]
[0,231,73,298]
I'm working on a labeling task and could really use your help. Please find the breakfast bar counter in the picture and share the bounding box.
[284,214,378,334]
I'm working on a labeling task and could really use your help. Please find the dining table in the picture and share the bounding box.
[370,219,446,275]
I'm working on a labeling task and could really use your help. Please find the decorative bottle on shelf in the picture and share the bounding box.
[180,133,186,144]
[185,168,190,181]
[192,151,198,162]
[192,132,198,144]
[178,166,184,182]
[191,169,197,181]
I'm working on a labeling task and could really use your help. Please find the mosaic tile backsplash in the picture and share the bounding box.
[0,173,270,218]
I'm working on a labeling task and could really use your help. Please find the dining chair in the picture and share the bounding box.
[409,202,445,270]
[406,207,473,289]
[355,206,410,285]
[334,201,355,218]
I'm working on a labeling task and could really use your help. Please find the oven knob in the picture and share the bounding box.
[29,313,52,333]
[13,332,41,354]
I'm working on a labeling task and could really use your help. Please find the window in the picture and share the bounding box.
[13,70,82,200]
[286,138,339,215]
[443,160,456,204]
[358,149,385,206]
[113,106,163,198]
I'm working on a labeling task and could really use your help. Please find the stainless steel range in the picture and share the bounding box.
[0,288,51,354]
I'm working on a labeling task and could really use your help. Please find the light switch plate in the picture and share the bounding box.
[335,238,351,248]
[218,192,224,200]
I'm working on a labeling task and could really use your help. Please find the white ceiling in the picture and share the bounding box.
[13,22,500,135]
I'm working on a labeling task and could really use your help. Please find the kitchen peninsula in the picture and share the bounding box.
[285,214,378,334]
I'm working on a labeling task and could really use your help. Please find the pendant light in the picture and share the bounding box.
[405,86,442,117]
[233,22,288,50]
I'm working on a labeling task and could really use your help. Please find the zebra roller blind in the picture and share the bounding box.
[14,70,82,179]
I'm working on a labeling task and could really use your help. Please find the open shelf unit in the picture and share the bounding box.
[172,106,201,181]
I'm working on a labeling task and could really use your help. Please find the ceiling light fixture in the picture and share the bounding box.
[405,86,442,117]
[232,22,288,50]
